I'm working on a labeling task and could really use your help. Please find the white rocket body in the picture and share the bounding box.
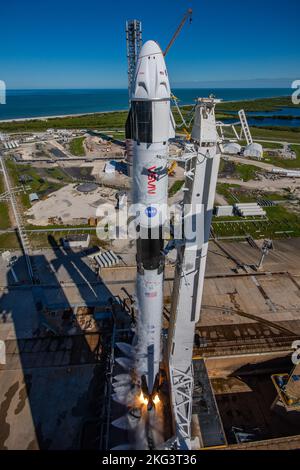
[126,40,174,395]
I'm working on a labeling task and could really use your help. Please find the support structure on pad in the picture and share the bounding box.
[167,98,221,448]
[125,19,142,176]
[126,19,142,97]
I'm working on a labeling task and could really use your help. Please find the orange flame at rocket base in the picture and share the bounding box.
[139,392,149,406]
[138,392,160,406]
[153,394,160,405]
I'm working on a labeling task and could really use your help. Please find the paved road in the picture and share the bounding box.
[218,176,298,190]
[256,139,300,147]
[225,155,295,172]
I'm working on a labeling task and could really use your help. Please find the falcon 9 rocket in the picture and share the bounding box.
[125,40,174,405]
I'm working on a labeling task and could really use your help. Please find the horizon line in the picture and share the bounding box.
[5,86,294,91]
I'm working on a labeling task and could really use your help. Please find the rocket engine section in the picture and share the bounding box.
[126,40,174,400]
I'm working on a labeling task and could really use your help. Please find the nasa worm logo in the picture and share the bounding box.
[147,166,157,195]
[145,206,157,218]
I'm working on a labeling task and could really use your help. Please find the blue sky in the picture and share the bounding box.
[1,0,299,89]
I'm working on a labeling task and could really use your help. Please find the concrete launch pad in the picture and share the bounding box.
[0,237,300,449]
[0,334,108,450]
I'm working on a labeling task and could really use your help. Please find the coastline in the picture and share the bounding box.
[0,89,293,123]
[0,109,129,123]
[0,96,291,124]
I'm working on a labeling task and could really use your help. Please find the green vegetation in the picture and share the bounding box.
[219,159,262,182]
[222,124,300,144]
[216,183,289,205]
[111,131,126,140]
[26,222,89,231]
[216,183,241,204]
[0,175,11,230]
[216,96,297,113]
[0,111,129,133]
[214,178,300,239]
[234,163,259,181]
[0,227,109,250]
[0,204,10,230]
[5,158,64,209]
[69,136,86,156]
[259,141,283,149]
[169,180,185,197]
[240,140,283,149]
[212,205,300,240]
[252,115,300,121]
[263,144,300,169]
[29,230,108,250]
[218,158,226,173]
[251,126,300,143]
[44,167,71,181]
[252,125,299,134]
[0,96,299,147]
[0,231,20,250]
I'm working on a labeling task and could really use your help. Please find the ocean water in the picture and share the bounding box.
[223,117,300,128]
[223,105,300,127]
[226,107,300,118]
[0,88,293,121]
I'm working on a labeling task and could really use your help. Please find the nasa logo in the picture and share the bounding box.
[147,166,157,195]
[145,206,157,218]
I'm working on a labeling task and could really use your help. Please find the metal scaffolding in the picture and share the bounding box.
[0,155,34,281]
[167,98,221,448]
[126,19,142,98]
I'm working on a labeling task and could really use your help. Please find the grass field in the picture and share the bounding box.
[0,96,299,146]
[212,205,300,239]
[0,111,129,133]
[217,183,242,204]
[0,231,20,250]
[219,159,263,182]
[44,167,72,181]
[216,96,297,112]
[240,140,284,149]
[222,124,300,144]
[5,158,65,209]
[169,180,185,197]
[250,126,300,143]
[0,174,11,230]
[216,183,289,205]
[263,144,300,169]
[69,136,86,156]
[111,131,126,140]
[259,141,284,149]
[29,230,107,250]
[234,163,260,181]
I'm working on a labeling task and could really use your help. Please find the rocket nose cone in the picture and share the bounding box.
[132,39,170,100]
[139,40,163,58]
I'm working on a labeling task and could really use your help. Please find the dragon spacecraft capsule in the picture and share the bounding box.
[125,40,175,401]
